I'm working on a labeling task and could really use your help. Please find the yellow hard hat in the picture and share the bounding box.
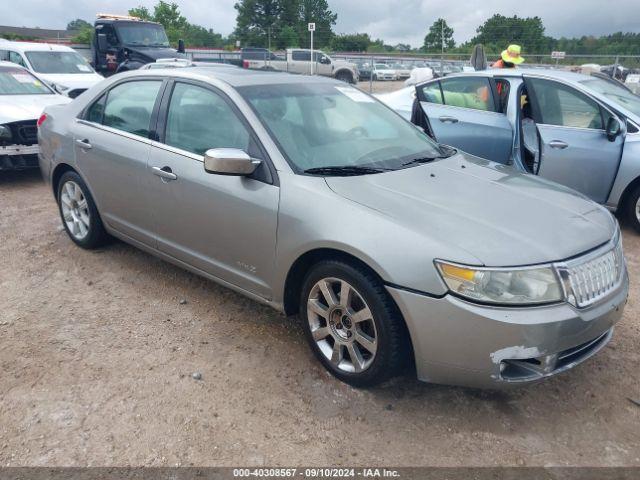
[501,44,525,65]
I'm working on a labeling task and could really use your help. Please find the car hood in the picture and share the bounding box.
[325,153,616,266]
[0,94,71,124]
[127,46,181,62]
[37,72,104,91]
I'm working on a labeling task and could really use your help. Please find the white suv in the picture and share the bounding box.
[0,40,103,98]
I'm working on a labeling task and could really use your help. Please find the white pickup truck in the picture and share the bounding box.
[242,48,359,84]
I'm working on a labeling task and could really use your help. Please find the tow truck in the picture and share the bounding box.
[91,13,185,75]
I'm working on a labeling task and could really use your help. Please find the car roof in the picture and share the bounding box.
[124,66,339,88]
[439,67,594,84]
[0,40,76,53]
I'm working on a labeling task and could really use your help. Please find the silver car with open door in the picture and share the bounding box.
[39,67,628,388]
[379,69,640,233]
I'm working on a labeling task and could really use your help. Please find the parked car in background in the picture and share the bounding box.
[392,63,411,79]
[372,63,398,81]
[0,62,70,170]
[379,69,640,232]
[39,67,627,388]
[140,58,238,70]
[0,40,103,98]
[352,60,372,80]
[625,73,640,95]
[242,48,359,84]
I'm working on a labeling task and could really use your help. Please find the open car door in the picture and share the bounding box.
[415,76,513,163]
[523,76,624,204]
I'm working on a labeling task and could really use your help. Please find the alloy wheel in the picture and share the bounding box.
[636,196,640,223]
[60,180,91,241]
[307,277,378,373]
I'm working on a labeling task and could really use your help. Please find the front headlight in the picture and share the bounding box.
[435,260,563,306]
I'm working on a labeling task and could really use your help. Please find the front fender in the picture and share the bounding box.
[271,173,461,306]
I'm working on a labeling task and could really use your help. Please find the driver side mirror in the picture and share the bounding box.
[177,39,185,54]
[606,116,622,142]
[204,148,261,176]
[97,33,108,52]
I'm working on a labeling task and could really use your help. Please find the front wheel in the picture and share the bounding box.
[625,184,640,233]
[300,260,409,387]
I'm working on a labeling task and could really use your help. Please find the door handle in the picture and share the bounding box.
[152,166,177,181]
[439,116,459,123]
[75,139,92,149]
[549,140,569,149]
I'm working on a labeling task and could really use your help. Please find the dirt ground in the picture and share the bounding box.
[1,168,639,468]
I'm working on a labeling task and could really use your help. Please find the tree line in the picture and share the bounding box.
[22,1,639,58]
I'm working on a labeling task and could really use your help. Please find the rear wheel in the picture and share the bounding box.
[625,184,640,233]
[57,171,109,249]
[335,70,353,83]
[300,260,408,387]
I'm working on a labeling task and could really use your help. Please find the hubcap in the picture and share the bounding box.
[307,277,378,373]
[60,181,90,240]
[636,196,640,222]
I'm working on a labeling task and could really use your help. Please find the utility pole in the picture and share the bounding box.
[309,22,315,75]
[440,20,445,76]
[267,26,271,68]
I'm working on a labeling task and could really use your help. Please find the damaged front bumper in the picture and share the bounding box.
[387,269,629,388]
[1,144,40,170]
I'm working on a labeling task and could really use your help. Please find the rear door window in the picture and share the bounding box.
[101,80,162,137]
[440,77,495,112]
[291,50,311,61]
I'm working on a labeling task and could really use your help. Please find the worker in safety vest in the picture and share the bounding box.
[493,44,525,68]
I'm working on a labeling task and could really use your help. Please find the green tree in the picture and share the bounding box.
[234,0,286,48]
[469,14,552,53]
[67,19,93,44]
[128,1,224,47]
[128,6,153,21]
[330,33,371,52]
[423,18,454,52]
[298,0,337,48]
[66,19,91,31]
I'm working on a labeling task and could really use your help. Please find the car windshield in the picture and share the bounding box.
[0,67,52,95]
[115,23,170,47]
[239,83,446,173]
[25,51,94,74]
[580,77,640,117]
[375,64,388,70]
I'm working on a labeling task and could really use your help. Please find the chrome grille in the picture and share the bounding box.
[558,237,624,308]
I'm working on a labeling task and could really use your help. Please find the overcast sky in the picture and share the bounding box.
[3,0,640,48]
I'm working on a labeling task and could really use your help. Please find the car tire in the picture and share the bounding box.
[299,259,409,387]
[335,71,353,83]
[57,171,109,249]
[625,184,640,233]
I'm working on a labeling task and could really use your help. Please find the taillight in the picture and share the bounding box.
[37,114,48,128]
[242,60,249,69]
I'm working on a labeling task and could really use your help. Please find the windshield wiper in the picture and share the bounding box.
[303,166,387,176]
[401,156,440,167]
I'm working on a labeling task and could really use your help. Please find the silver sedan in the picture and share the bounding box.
[38,67,629,388]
